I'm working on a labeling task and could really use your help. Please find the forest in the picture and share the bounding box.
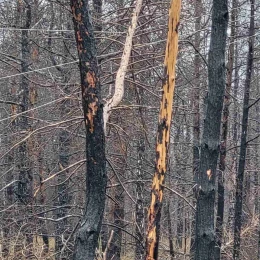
[0,0,259,259]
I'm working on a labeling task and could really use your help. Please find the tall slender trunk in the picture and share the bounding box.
[55,18,73,259]
[145,0,181,258]
[70,0,107,259]
[16,1,33,257]
[190,1,202,256]
[56,87,70,259]
[193,0,202,184]
[194,0,228,259]
[256,82,260,260]
[215,0,236,258]
[135,137,145,260]
[227,40,240,234]
[255,71,260,260]
[233,1,255,258]
[17,0,32,205]
[131,47,146,260]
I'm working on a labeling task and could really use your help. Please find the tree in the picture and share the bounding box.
[145,0,181,258]
[215,0,236,257]
[233,0,255,258]
[70,0,106,259]
[194,0,228,259]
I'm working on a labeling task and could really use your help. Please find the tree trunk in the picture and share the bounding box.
[215,0,236,258]
[135,137,145,260]
[17,0,32,206]
[233,0,255,258]
[192,0,202,185]
[194,0,228,259]
[70,0,107,259]
[16,1,33,257]
[145,0,181,258]
[190,0,202,256]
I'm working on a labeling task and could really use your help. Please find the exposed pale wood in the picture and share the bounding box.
[103,0,143,132]
[145,0,181,259]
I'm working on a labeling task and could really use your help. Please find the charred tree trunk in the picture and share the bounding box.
[194,0,228,259]
[16,1,33,257]
[145,0,181,259]
[233,1,255,258]
[190,0,202,256]
[215,0,236,258]
[70,0,107,259]
[192,0,202,185]
[17,0,32,206]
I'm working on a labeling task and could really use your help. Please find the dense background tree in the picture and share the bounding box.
[0,0,259,259]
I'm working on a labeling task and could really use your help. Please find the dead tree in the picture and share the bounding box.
[145,0,181,258]
[194,0,228,258]
[233,0,255,258]
[70,0,106,259]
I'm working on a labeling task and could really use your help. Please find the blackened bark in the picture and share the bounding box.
[190,1,202,256]
[70,0,107,259]
[233,1,255,258]
[93,0,102,32]
[193,0,202,183]
[215,0,236,258]
[17,0,32,205]
[145,1,181,258]
[194,0,228,259]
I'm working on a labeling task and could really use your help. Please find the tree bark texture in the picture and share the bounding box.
[215,0,236,258]
[194,0,228,259]
[17,0,33,205]
[193,0,202,182]
[233,0,255,258]
[145,0,181,259]
[70,0,107,259]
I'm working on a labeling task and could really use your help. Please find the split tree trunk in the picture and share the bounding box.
[145,0,181,258]
[194,0,228,258]
[233,0,255,258]
[70,0,107,259]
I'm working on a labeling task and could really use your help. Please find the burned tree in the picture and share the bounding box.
[70,0,106,259]
[194,0,228,259]
[145,0,181,258]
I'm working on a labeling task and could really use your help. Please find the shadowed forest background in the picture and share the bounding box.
[0,0,259,259]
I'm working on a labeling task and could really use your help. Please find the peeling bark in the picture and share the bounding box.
[103,0,143,131]
[70,0,106,259]
[145,0,181,259]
